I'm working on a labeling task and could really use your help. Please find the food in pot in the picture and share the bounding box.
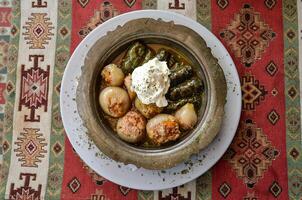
[142,48,155,64]
[99,87,130,118]
[156,49,177,68]
[116,111,146,143]
[169,64,193,86]
[175,103,198,130]
[166,95,201,112]
[146,114,181,145]
[168,77,203,100]
[98,41,205,147]
[131,57,170,107]
[101,64,125,86]
[124,75,136,100]
[121,42,155,74]
[134,97,162,119]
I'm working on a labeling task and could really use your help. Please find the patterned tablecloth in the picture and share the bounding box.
[0,0,302,199]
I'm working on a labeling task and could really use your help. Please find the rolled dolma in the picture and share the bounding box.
[165,95,201,112]
[169,64,193,86]
[168,77,203,100]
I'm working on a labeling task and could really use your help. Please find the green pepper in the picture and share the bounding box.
[121,42,147,74]
[168,77,203,100]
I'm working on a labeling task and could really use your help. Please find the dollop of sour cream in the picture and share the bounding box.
[131,57,170,107]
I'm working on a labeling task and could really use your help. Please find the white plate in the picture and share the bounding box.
[60,10,241,190]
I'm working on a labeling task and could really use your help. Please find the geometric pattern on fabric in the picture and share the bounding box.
[18,55,50,122]
[1,0,302,199]
[78,1,118,39]
[14,128,47,167]
[23,13,54,49]
[9,173,42,200]
[226,119,279,188]
[241,73,267,111]
[220,4,275,67]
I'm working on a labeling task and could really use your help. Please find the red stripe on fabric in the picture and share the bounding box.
[70,0,142,52]
[61,1,142,199]
[211,0,288,199]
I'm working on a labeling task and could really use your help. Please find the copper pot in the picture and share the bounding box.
[76,18,227,169]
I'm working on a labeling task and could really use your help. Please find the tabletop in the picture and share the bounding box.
[0,0,302,199]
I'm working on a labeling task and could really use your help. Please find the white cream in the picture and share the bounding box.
[131,57,170,107]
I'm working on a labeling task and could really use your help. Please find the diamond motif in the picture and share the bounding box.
[25,140,37,155]
[52,141,63,155]
[217,0,229,9]
[219,182,231,198]
[14,128,47,167]
[3,140,10,152]
[264,0,276,9]
[68,177,81,193]
[252,142,261,149]
[267,109,280,125]
[286,28,296,41]
[239,158,247,164]
[220,4,275,67]
[33,24,44,38]
[241,74,267,111]
[60,26,69,37]
[243,30,253,40]
[77,0,89,8]
[238,142,247,148]
[23,13,54,49]
[124,0,136,8]
[228,119,279,187]
[269,181,282,197]
[288,86,297,99]
[266,61,278,76]
[285,48,298,78]
[289,148,299,160]
[119,186,131,196]
[245,149,255,158]
[271,88,278,96]
[11,25,18,36]
[6,80,14,94]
